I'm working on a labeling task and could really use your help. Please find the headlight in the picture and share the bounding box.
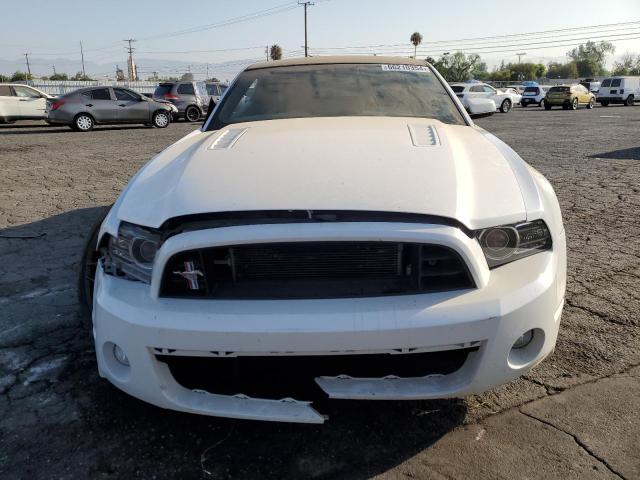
[107,222,161,283]
[476,219,551,268]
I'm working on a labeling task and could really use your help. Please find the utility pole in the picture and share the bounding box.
[123,38,137,81]
[266,45,269,61]
[52,65,56,76]
[517,52,526,63]
[206,63,209,79]
[299,1,314,57]
[24,53,31,78]
[80,41,86,78]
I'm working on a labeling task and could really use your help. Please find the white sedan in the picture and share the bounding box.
[0,84,52,123]
[82,57,566,424]
[451,82,522,113]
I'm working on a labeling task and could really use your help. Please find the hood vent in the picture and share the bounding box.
[209,128,248,150]
[408,124,440,147]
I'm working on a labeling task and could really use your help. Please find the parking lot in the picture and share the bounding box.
[1,106,639,479]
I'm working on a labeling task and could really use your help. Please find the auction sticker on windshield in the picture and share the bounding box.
[381,64,430,73]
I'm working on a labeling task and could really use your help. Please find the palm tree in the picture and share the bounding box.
[270,44,283,61]
[410,32,423,59]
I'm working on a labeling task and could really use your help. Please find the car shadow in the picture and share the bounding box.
[590,147,640,160]
[0,207,467,479]
[0,125,153,135]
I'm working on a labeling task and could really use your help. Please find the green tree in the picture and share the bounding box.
[612,53,640,76]
[50,72,69,80]
[410,32,423,59]
[567,41,615,76]
[546,61,579,79]
[432,52,484,82]
[0,74,9,82]
[10,71,33,81]
[71,71,93,81]
[270,44,283,61]
[180,73,194,81]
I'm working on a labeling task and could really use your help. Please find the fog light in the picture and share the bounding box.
[113,344,130,366]
[513,330,534,349]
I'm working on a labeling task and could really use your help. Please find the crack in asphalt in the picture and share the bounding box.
[519,409,627,480]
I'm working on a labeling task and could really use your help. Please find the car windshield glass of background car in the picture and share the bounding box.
[210,63,466,129]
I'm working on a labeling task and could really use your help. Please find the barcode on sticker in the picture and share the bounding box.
[381,64,430,73]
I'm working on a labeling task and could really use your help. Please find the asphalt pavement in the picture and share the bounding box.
[0,106,639,479]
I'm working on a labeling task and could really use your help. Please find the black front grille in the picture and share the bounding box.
[160,241,474,299]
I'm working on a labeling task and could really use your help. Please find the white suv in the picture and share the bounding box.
[450,82,521,113]
[0,84,52,123]
[520,85,547,107]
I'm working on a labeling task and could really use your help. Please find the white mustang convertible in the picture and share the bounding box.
[83,57,566,423]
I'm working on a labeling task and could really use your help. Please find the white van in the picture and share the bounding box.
[597,76,640,106]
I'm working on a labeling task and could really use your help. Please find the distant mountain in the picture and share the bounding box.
[0,56,246,82]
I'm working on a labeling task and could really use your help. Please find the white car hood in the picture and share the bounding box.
[117,117,528,231]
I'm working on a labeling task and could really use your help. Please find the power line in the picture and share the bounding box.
[137,2,300,41]
[310,21,640,51]
[310,30,640,56]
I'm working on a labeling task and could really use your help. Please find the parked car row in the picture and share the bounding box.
[0,80,228,131]
[451,76,640,114]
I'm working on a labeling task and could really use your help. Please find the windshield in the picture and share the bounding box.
[601,79,611,87]
[154,84,173,96]
[524,87,539,94]
[208,63,466,129]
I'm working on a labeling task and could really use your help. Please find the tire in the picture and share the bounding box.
[500,99,512,113]
[586,97,595,109]
[625,95,634,106]
[185,105,201,122]
[152,110,170,128]
[73,113,94,132]
[562,105,569,110]
[521,102,528,108]
[544,103,552,110]
[601,101,609,107]
[78,206,111,318]
[539,99,545,108]
[570,98,578,110]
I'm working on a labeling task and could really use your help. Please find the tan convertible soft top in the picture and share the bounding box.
[246,55,430,70]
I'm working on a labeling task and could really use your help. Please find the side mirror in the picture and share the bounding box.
[466,97,496,118]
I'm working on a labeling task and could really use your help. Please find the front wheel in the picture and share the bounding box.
[500,99,512,113]
[544,102,552,110]
[600,101,609,107]
[73,113,94,132]
[152,110,170,128]
[78,206,111,318]
[625,95,634,106]
[571,98,578,110]
[185,106,201,122]
[521,102,528,108]
[586,98,595,109]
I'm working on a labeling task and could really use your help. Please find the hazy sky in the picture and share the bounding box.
[2,0,639,78]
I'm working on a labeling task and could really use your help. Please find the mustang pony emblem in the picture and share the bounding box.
[173,261,204,290]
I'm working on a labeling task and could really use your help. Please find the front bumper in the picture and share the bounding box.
[93,223,566,423]
[521,97,542,105]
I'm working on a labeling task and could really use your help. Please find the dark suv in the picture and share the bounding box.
[153,81,210,122]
